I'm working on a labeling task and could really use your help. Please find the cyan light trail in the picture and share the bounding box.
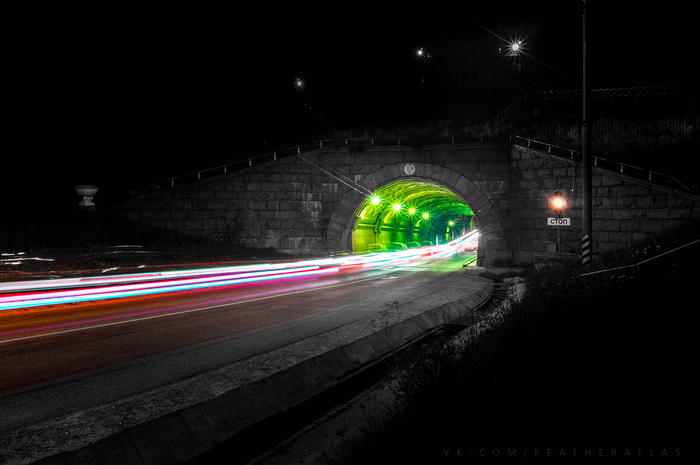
[0,263,283,293]
[0,230,478,312]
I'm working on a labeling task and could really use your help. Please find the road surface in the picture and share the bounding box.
[0,251,483,436]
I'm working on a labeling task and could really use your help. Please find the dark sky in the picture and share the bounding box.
[5,2,696,218]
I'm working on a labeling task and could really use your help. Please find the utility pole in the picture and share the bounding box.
[582,0,593,266]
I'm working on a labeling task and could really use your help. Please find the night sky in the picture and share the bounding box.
[5,2,696,220]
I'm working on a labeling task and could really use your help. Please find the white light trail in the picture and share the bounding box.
[0,230,478,311]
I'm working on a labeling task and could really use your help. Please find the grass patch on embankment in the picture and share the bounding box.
[343,229,697,461]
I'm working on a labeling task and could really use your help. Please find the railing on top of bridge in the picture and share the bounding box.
[510,135,695,193]
[130,135,502,197]
[131,133,696,198]
[484,86,697,136]
[131,140,329,197]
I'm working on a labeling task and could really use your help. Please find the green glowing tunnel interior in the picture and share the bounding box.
[351,179,475,253]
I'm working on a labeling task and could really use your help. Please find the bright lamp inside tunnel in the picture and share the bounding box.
[351,179,476,254]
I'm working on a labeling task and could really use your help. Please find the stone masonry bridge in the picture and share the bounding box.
[115,138,700,266]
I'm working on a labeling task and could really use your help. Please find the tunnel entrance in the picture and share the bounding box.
[351,179,476,254]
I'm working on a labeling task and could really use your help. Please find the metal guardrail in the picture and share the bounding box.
[130,83,695,199]
[482,101,522,136]
[510,135,694,193]
[537,85,696,100]
[130,136,500,198]
[580,237,700,277]
[132,133,694,198]
[131,140,330,197]
[482,85,697,139]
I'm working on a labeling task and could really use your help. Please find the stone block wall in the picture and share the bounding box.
[507,144,700,264]
[114,156,340,254]
[113,143,512,261]
[112,142,700,264]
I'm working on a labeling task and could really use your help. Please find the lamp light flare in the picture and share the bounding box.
[552,197,567,209]
[293,77,306,91]
[392,204,401,212]
[416,47,430,60]
[500,40,523,56]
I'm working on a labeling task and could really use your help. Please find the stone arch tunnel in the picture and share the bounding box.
[326,163,504,258]
[114,141,700,266]
[349,178,475,253]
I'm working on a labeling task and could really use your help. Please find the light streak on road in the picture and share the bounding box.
[431,229,480,257]
[0,275,385,343]
[0,266,337,311]
[0,263,283,293]
[0,231,479,311]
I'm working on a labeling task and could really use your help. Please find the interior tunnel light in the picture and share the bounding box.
[352,178,475,255]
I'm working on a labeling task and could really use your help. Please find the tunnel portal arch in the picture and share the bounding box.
[327,163,504,259]
[351,179,474,252]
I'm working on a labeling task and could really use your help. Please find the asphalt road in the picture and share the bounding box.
[0,253,482,435]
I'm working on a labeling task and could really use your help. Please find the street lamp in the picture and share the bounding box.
[499,40,522,57]
[550,190,568,217]
[510,41,522,75]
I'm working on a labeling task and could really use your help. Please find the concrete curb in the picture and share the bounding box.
[270,279,527,465]
[27,282,492,465]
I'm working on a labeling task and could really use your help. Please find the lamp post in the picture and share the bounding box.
[582,0,593,266]
[416,47,430,89]
[499,40,523,75]
[510,41,522,75]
